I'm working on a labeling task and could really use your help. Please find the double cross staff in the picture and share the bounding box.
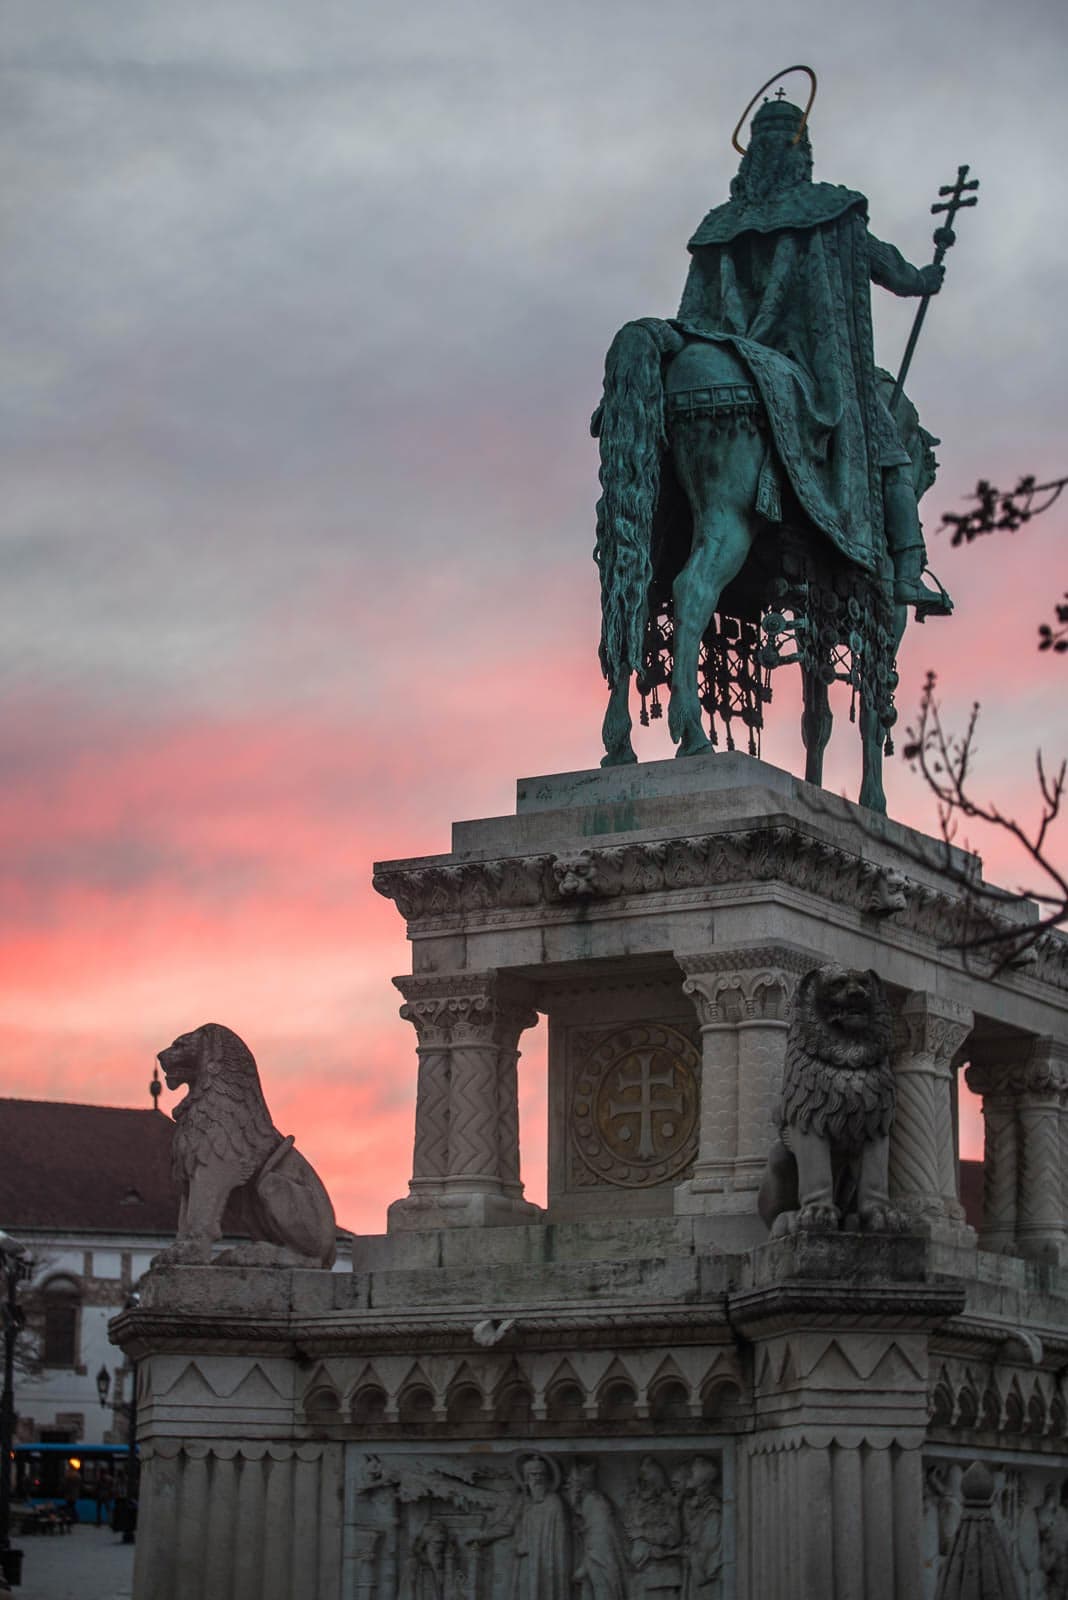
[888,164,979,415]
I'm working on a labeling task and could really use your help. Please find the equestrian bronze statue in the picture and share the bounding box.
[592,70,973,814]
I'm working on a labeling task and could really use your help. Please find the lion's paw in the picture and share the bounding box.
[151,1239,213,1269]
[795,1201,841,1232]
[858,1202,907,1234]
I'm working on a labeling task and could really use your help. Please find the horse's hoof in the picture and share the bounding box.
[674,732,712,758]
[601,745,638,768]
[859,784,887,815]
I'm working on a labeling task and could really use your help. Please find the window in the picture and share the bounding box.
[41,1278,81,1368]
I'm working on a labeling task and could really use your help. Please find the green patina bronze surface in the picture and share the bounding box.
[593,95,959,814]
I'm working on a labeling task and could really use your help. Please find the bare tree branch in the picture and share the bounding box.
[941,473,1067,655]
[900,672,1068,969]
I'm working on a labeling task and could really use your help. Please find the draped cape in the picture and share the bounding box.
[676,182,909,574]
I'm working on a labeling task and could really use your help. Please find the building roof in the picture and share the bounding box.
[0,1100,180,1234]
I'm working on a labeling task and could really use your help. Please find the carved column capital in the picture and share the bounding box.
[677,946,811,1027]
[897,992,973,1068]
[394,972,536,1047]
[967,1037,1068,1102]
[1018,1037,1068,1099]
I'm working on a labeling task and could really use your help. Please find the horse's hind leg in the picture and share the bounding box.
[801,666,833,787]
[668,424,763,756]
[859,602,907,814]
[601,675,637,766]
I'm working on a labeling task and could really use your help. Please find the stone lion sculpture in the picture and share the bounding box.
[152,1023,337,1269]
[757,965,904,1236]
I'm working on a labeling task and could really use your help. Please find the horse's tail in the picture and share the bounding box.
[592,318,684,685]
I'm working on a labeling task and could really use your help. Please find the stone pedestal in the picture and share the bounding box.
[113,753,1068,1599]
[731,1234,961,1600]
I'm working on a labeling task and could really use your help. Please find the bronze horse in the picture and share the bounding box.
[593,322,937,815]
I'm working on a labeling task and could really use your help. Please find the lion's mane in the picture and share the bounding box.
[779,967,895,1148]
[171,1022,279,1186]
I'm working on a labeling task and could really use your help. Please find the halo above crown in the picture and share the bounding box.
[731,65,818,156]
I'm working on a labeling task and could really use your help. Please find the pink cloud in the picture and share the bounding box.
[5,517,1064,1229]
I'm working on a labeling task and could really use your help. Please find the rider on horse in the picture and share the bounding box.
[592,90,954,808]
[674,93,948,619]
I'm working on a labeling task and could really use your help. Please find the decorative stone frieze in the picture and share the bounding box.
[374,827,1068,992]
[889,991,973,1232]
[345,1444,730,1600]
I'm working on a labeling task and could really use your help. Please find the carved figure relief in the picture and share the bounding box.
[569,1022,700,1189]
[347,1448,726,1599]
[511,1454,572,1599]
[400,1520,466,1600]
[623,1455,683,1594]
[567,1461,627,1600]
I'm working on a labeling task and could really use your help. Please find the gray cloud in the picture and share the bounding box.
[3,0,1066,717]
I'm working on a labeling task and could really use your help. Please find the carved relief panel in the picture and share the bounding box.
[544,972,700,1220]
[569,1022,700,1190]
[343,1444,731,1600]
[923,1454,1068,1600]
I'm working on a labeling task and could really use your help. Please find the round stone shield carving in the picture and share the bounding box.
[570,1022,699,1187]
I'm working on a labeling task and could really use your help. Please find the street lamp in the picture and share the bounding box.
[0,1231,31,1589]
[97,1291,140,1545]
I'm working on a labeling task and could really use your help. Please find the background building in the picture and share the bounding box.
[0,1100,178,1447]
[0,1096,354,1451]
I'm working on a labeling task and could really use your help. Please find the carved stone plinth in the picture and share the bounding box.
[730,1234,964,1599]
[113,1221,1068,1600]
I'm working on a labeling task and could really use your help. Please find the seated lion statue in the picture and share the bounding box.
[757,965,905,1236]
[152,1023,337,1269]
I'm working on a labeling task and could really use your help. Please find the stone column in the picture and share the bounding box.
[889,992,972,1236]
[967,1036,1068,1263]
[389,972,541,1230]
[676,962,742,1201]
[674,947,808,1236]
[396,992,452,1201]
[495,1001,533,1200]
[1015,1038,1068,1265]
[965,1056,1019,1255]
[735,980,793,1194]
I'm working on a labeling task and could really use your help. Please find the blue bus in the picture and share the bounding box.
[13,1442,136,1525]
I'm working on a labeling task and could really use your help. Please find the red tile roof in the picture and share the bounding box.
[0,1100,180,1234]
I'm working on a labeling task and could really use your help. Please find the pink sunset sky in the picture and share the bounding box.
[4,2,1066,1231]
